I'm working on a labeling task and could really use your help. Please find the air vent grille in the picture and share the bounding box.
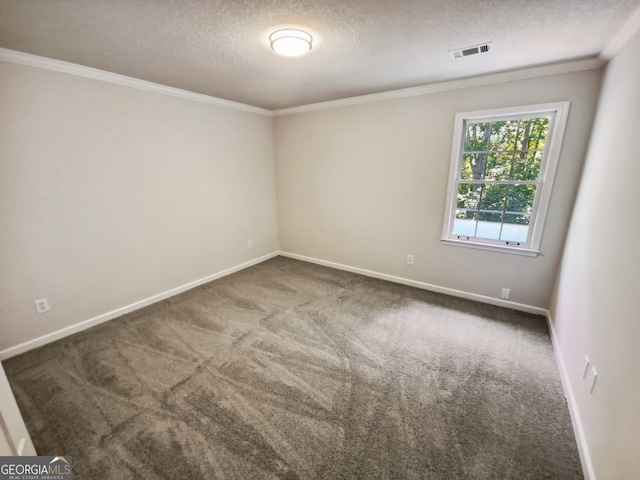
[449,42,492,60]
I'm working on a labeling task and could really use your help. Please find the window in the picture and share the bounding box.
[441,102,570,256]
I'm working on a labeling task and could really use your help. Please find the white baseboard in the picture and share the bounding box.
[0,252,279,360]
[546,313,596,480]
[279,251,548,316]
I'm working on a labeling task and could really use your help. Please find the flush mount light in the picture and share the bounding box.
[270,29,312,57]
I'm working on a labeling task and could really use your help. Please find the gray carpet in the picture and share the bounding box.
[3,256,582,479]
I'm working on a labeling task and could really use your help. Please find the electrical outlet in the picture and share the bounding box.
[586,366,598,393]
[406,254,414,265]
[247,240,253,248]
[34,298,50,314]
[500,288,510,299]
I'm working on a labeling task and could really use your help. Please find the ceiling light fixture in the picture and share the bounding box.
[270,29,312,57]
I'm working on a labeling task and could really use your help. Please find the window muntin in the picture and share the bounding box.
[442,103,570,256]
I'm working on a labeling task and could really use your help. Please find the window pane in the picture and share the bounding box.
[477,183,504,241]
[464,122,491,151]
[516,117,550,151]
[484,152,512,180]
[505,184,536,214]
[476,212,502,240]
[501,214,530,242]
[514,119,526,151]
[457,183,482,210]
[453,215,477,237]
[490,120,519,151]
[478,184,507,212]
[524,117,550,151]
[511,151,543,181]
[460,153,485,180]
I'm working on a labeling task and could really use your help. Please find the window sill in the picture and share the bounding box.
[440,238,540,257]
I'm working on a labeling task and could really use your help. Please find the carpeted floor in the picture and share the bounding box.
[3,256,582,479]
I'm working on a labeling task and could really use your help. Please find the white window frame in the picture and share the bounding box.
[441,101,570,257]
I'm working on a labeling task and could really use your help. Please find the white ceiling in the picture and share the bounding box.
[1,0,639,110]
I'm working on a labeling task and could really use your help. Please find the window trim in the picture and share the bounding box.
[441,101,570,257]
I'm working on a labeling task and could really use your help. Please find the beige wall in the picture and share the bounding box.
[274,69,602,308]
[0,62,279,352]
[549,29,640,479]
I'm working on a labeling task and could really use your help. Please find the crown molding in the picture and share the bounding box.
[0,48,272,117]
[0,47,606,118]
[272,58,604,116]
[600,4,640,60]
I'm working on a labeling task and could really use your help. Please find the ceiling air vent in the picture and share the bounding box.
[449,42,492,60]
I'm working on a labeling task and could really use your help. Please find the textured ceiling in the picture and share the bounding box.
[0,0,638,110]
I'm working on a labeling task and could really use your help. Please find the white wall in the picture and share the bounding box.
[274,69,602,308]
[0,61,279,352]
[549,28,640,480]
